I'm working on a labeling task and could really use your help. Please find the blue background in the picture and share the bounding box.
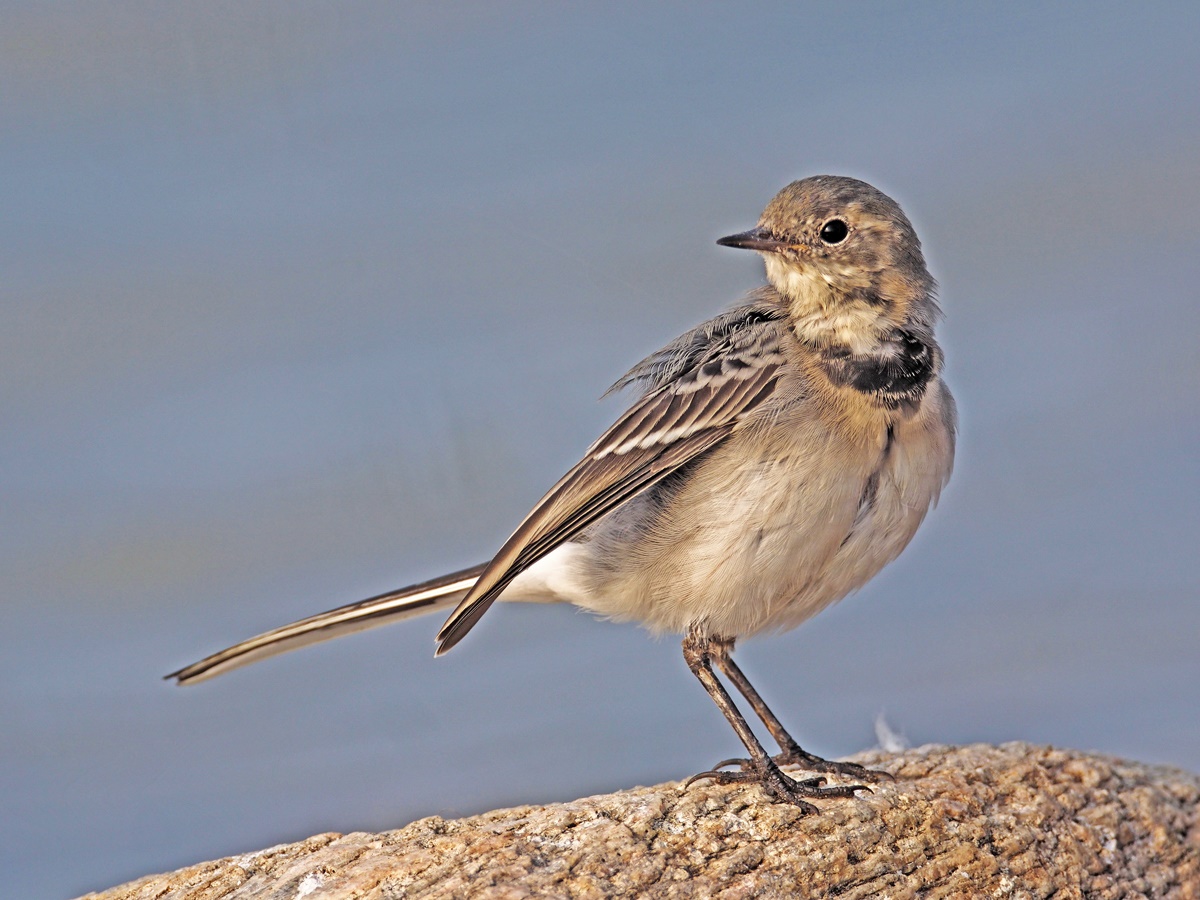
[3,4,1197,897]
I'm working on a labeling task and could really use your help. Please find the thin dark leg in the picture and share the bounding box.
[709,638,891,783]
[681,631,867,812]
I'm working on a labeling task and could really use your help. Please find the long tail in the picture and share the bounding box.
[167,563,486,685]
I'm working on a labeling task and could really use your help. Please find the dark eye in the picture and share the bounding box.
[819,219,848,244]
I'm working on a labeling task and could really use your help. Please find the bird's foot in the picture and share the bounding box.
[697,741,890,792]
[686,757,868,812]
[771,739,894,782]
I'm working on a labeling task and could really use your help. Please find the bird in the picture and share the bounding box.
[168,175,956,812]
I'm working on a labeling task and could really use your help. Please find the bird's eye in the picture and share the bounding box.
[819,219,849,244]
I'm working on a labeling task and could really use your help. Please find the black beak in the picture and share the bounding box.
[716,227,788,252]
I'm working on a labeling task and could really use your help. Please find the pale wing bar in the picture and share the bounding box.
[435,351,784,654]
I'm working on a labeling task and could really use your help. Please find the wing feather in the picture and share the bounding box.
[435,306,789,653]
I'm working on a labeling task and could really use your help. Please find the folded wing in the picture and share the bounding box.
[436,303,788,653]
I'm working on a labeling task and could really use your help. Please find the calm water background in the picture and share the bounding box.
[3,4,1198,897]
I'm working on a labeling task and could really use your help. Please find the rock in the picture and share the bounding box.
[81,743,1200,899]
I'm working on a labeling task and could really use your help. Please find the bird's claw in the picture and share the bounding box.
[772,741,895,782]
[686,758,869,812]
[706,748,891,784]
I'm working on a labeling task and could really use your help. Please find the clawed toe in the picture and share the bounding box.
[685,767,738,790]
[708,750,892,784]
[774,744,894,783]
[686,759,870,812]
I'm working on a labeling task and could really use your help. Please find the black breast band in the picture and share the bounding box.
[819,330,937,407]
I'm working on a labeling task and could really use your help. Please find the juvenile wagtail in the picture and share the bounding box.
[169,176,956,812]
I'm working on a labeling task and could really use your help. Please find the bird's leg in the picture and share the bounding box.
[708,637,890,783]
[681,631,867,812]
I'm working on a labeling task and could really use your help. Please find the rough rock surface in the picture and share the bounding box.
[83,743,1199,899]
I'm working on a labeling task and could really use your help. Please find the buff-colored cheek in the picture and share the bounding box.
[877,269,909,299]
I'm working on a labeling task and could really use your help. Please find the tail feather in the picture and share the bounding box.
[167,563,486,685]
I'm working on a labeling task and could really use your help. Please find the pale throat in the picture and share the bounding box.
[763,255,890,355]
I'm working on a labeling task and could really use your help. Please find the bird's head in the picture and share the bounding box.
[718,175,938,352]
